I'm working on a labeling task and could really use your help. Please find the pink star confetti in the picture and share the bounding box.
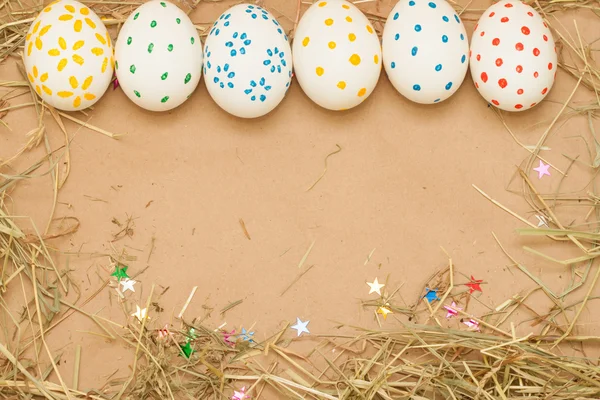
[113,78,120,90]
[232,386,248,400]
[222,329,236,347]
[463,319,481,332]
[443,302,462,319]
[533,160,551,179]
[157,324,172,340]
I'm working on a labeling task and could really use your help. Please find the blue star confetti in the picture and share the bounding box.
[238,328,255,343]
[423,288,440,303]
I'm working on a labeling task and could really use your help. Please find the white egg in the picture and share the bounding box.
[23,0,114,111]
[469,0,556,111]
[114,0,203,112]
[293,0,381,111]
[203,4,292,118]
[382,0,469,104]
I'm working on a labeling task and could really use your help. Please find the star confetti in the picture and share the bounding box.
[536,215,548,227]
[113,78,120,90]
[120,279,136,293]
[111,264,130,280]
[232,386,248,400]
[222,329,236,346]
[291,318,310,337]
[131,305,149,323]
[185,327,197,342]
[465,276,483,294]
[180,341,194,358]
[463,318,481,332]
[367,277,385,295]
[238,328,255,343]
[533,160,551,179]
[424,288,440,303]
[157,324,172,340]
[377,305,393,320]
[443,302,462,319]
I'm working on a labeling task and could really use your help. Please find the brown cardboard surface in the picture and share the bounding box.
[1,0,600,394]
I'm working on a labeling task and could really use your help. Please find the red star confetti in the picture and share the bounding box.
[157,324,172,340]
[443,302,462,319]
[533,160,551,179]
[465,276,483,294]
[232,386,248,400]
[463,319,481,332]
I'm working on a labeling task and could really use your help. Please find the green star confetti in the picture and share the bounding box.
[180,341,194,359]
[111,264,130,280]
[185,327,197,343]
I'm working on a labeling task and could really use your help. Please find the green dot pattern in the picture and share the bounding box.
[127,37,132,45]
[148,43,154,53]
[130,64,136,74]
[161,72,168,80]
[134,90,141,98]
[184,73,191,84]
[133,12,139,20]
[160,1,166,6]
[150,20,157,28]
[115,60,118,69]
[161,96,169,103]
[167,44,173,52]
[176,18,181,24]
[190,37,195,45]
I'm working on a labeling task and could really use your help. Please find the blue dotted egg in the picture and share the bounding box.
[414,24,422,32]
[413,84,421,91]
[411,46,418,56]
[435,64,442,71]
[442,35,448,43]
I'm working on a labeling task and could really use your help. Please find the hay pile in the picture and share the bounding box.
[2,0,600,398]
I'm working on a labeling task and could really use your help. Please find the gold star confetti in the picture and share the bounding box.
[377,305,393,320]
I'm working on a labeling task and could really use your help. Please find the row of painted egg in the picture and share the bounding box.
[24,0,557,117]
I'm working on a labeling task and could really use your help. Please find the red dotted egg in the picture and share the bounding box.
[470,0,557,111]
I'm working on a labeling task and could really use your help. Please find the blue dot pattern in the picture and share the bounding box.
[382,0,470,105]
[203,4,293,115]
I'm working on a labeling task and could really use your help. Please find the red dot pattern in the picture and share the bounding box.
[470,1,557,111]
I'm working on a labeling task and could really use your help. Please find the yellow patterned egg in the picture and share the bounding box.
[23,0,114,111]
[292,0,382,111]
